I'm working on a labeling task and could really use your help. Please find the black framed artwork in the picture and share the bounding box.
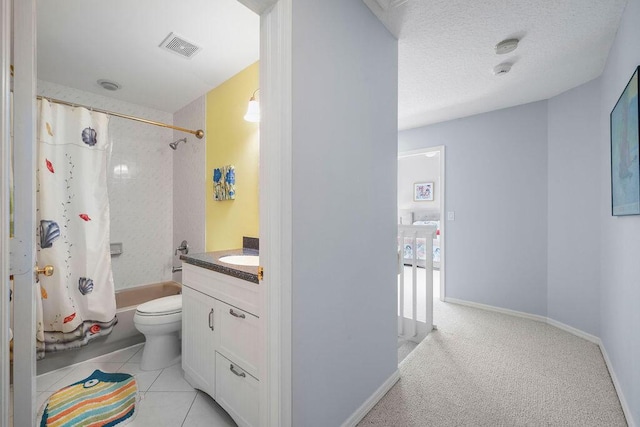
[611,66,640,216]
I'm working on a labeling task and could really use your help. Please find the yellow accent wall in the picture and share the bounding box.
[205,62,259,251]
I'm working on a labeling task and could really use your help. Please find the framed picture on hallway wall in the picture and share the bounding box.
[414,182,434,201]
[610,65,640,216]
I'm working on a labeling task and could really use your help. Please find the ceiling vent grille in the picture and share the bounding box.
[159,33,201,59]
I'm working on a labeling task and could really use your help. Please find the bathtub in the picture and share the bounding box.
[37,281,182,375]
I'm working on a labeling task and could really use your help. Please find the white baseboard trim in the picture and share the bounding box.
[599,341,636,427]
[444,297,547,323]
[444,297,635,427]
[341,369,400,427]
[545,317,599,344]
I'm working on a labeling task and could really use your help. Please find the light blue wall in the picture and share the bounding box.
[598,0,640,423]
[291,0,398,425]
[399,102,549,316]
[547,79,601,337]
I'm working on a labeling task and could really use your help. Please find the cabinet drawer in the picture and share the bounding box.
[215,353,259,427]
[217,301,260,378]
[182,264,259,316]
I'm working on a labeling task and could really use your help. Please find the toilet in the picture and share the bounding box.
[133,294,182,371]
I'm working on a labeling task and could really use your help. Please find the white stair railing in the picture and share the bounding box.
[397,225,436,343]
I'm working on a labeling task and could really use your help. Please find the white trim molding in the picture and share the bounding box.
[258,0,292,426]
[237,0,278,15]
[444,297,547,323]
[545,317,599,345]
[0,0,12,424]
[444,297,635,427]
[599,343,636,427]
[340,370,400,427]
[12,0,38,425]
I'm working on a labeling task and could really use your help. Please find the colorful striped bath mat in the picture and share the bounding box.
[39,370,138,427]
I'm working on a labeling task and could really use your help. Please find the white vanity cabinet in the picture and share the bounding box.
[217,301,260,378]
[181,263,260,427]
[181,286,217,398]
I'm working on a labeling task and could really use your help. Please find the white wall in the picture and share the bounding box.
[290,0,398,425]
[38,81,174,290]
[398,154,441,215]
[172,96,206,282]
[399,101,549,316]
[547,79,601,337]
[598,0,640,423]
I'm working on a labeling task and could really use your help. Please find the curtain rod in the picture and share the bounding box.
[36,96,204,139]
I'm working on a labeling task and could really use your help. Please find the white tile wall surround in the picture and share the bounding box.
[172,96,206,281]
[38,80,174,290]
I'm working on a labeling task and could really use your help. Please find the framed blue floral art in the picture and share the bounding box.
[213,165,236,201]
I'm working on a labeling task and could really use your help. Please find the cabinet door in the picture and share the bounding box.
[215,352,259,427]
[182,286,216,398]
[217,301,260,378]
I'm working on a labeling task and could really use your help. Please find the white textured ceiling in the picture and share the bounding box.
[37,0,259,113]
[38,1,627,125]
[396,0,628,130]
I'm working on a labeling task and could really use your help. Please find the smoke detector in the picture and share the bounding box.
[159,32,201,59]
[495,38,519,55]
[493,62,512,76]
[97,79,120,91]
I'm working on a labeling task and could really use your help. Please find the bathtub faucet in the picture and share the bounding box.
[172,266,182,273]
[175,240,189,256]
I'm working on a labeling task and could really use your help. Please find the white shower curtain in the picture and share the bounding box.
[36,99,116,357]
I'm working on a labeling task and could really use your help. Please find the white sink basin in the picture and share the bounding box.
[218,255,259,267]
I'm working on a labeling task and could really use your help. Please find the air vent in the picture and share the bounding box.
[159,32,201,59]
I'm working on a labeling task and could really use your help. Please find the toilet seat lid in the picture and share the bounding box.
[136,295,182,315]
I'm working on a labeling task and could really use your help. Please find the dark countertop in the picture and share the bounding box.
[180,248,259,284]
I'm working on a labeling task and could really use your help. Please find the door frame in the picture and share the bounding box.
[398,146,446,301]
[249,1,293,425]
[1,0,12,424]
[10,0,38,425]
[8,0,294,424]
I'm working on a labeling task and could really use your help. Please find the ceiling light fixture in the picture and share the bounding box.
[97,79,120,91]
[495,38,519,55]
[244,89,260,123]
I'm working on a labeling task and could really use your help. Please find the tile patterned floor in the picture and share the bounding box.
[28,344,237,426]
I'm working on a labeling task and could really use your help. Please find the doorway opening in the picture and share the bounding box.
[397,146,445,362]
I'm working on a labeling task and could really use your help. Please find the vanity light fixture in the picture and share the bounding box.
[244,89,260,123]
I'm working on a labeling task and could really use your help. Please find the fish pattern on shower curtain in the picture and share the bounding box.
[36,99,117,358]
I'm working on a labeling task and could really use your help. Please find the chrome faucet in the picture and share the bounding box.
[172,266,182,273]
[175,240,189,256]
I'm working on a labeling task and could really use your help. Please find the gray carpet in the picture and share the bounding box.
[361,299,627,426]
[398,340,418,364]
